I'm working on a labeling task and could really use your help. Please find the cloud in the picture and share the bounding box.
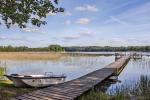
[110,38,126,43]
[79,30,93,37]
[64,11,72,16]
[75,4,98,12]
[0,36,30,42]
[65,20,71,25]
[63,35,80,40]
[118,2,150,19]
[22,28,39,33]
[47,12,56,16]
[21,27,46,34]
[63,29,93,41]
[76,18,91,25]
[0,36,7,40]
[109,16,129,25]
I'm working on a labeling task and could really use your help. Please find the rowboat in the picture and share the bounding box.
[4,72,66,88]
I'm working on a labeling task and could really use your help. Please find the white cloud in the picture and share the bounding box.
[64,11,72,16]
[63,35,80,40]
[0,36,7,40]
[0,36,30,42]
[65,20,71,25]
[22,28,39,33]
[21,27,46,34]
[75,4,98,12]
[63,29,94,41]
[109,16,129,25]
[79,30,93,37]
[76,18,91,25]
[47,12,56,16]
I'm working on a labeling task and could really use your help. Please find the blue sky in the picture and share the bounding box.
[0,0,150,47]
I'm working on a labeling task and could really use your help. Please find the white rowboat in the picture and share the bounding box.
[4,72,66,88]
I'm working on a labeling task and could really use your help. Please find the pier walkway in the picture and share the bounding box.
[12,56,130,100]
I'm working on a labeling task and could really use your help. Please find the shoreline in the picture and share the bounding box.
[0,52,64,60]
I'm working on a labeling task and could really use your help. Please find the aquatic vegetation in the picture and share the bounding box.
[0,66,7,81]
[0,67,6,76]
[0,52,64,60]
[78,75,150,100]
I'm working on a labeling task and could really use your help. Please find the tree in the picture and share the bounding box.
[48,44,64,52]
[0,0,64,28]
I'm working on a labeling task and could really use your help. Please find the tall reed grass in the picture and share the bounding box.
[77,75,150,100]
[0,52,64,60]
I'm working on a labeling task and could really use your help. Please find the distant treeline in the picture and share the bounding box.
[0,45,150,52]
[64,46,150,52]
[0,45,64,52]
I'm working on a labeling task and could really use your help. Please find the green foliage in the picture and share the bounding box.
[79,91,109,100]
[0,45,150,52]
[48,44,64,52]
[0,0,64,28]
[0,45,64,52]
[0,67,6,76]
[64,46,150,52]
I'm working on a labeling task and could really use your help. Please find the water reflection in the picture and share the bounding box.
[77,56,150,99]
[106,56,150,95]
[0,55,114,81]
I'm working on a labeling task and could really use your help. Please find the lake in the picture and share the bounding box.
[0,55,114,81]
[106,55,150,95]
[0,52,150,96]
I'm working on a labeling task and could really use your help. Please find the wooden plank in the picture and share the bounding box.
[27,92,57,100]
[15,95,33,100]
[42,88,87,97]
[17,94,42,100]
[32,90,72,100]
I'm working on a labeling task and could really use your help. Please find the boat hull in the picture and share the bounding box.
[5,75,66,88]
[22,77,65,87]
[6,76,28,87]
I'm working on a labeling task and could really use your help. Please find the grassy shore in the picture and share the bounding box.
[0,80,37,100]
[0,52,64,60]
[0,52,65,99]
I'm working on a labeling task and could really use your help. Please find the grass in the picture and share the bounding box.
[0,52,64,60]
[0,67,6,76]
[0,66,36,100]
[0,80,36,100]
[78,91,129,100]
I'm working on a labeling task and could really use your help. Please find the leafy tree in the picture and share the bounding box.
[0,0,64,28]
[48,44,64,52]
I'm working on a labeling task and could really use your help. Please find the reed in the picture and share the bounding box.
[0,67,6,76]
[78,75,150,100]
[0,52,64,60]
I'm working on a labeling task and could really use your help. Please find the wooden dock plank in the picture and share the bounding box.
[12,57,130,100]
[32,90,73,100]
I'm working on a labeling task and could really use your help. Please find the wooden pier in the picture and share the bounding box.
[115,53,142,61]
[12,57,130,100]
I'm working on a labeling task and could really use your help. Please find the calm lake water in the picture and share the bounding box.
[0,55,114,81]
[0,52,150,95]
[106,56,150,94]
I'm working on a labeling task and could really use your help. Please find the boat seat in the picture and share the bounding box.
[24,75,32,77]
[11,74,19,76]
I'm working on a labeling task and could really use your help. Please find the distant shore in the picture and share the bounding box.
[0,52,64,60]
[0,52,116,60]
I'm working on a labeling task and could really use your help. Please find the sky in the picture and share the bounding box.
[0,0,150,47]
